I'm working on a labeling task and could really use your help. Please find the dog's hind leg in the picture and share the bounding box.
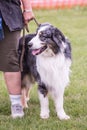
[26,86,31,101]
[21,74,33,108]
[21,85,32,108]
[21,84,32,109]
[21,88,28,108]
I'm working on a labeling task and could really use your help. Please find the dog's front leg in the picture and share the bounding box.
[53,89,70,120]
[38,91,49,119]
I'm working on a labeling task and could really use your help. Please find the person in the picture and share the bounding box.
[0,0,34,118]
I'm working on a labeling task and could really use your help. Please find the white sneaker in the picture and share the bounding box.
[11,104,24,118]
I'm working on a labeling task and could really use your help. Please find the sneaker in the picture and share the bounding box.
[11,104,24,118]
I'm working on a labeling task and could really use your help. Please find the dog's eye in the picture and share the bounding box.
[39,31,47,41]
[39,31,43,37]
[39,31,47,38]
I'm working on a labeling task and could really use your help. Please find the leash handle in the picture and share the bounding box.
[25,18,39,32]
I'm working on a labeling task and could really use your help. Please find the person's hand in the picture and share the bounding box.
[23,10,34,26]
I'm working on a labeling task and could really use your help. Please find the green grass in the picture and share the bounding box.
[0,6,87,130]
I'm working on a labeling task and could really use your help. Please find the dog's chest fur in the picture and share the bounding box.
[36,53,71,90]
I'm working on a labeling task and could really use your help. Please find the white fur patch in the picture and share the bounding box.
[36,53,71,92]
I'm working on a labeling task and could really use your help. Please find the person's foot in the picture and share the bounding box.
[11,104,24,118]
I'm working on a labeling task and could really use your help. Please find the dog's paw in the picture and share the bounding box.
[26,97,30,102]
[25,104,29,108]
[58,112,70,120]
[23,103,28,109]
[40,111,49,119]
[59,114,70,120]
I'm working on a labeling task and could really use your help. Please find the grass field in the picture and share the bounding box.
[0,7,87,130]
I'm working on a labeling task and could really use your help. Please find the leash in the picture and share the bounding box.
[33,18,40,27]
[20,26,26,71]
[20,18,40,72]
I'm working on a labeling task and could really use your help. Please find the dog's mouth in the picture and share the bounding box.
[32,46,47,55]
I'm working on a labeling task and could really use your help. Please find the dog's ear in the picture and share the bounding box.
[52,27,65,47]
[64,38,72,59]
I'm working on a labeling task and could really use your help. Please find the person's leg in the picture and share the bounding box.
[0,22,24,118]
[4,72,21,95]
[4,72,24,118]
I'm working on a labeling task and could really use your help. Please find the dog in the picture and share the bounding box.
[18,23,72,120]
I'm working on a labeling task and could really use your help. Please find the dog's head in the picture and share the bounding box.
[28,23,71,58]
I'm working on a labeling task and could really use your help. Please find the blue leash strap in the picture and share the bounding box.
[0,11,4,41]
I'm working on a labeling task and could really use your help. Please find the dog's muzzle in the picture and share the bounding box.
[28,42,47,55]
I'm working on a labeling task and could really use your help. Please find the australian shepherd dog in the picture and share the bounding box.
[18,23,72,120]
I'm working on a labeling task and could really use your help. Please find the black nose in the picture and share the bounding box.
[28,42,33,48]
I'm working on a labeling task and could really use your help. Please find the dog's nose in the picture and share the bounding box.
[28,42,33,48]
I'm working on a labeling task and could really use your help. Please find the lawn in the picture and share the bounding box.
[0,7,87,130]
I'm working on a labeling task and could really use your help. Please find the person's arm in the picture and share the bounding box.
[21,0,34,25]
